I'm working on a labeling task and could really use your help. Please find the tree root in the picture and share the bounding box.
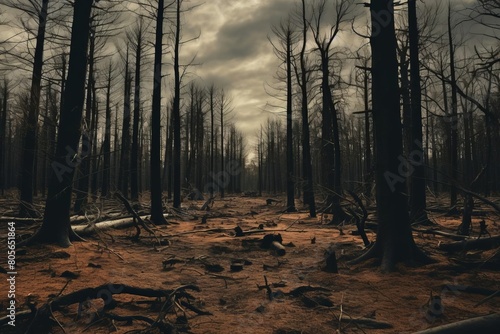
[21,283,208,334]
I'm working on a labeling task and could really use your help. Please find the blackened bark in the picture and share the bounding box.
[0,82,7,196]
[131,25,143,202]
[353,0,430,271]
[120,47,132,198]
[220,93,225,198]
[408,0,428,223]
[151,0,167,222]
[319,52,346,224]
[447,4,458,208]
[173,0,182,208]
[285,28,296,212]
[298,0,316,217]
[27,0,94,247]
[19,0,49,217]
[101,64,112,197]
[74,31,96,214]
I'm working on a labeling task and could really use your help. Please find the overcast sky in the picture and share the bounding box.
[180,0,481,149]
[182,0,299,139]
[0,0,489,157]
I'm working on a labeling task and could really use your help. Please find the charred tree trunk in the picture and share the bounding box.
[209,85,215,197]
[74,31,96,214]
[447,4,458,209]
[285,28,296,212]
[172,0,182,208]
[298,8,316,214]
[101,64,112,197]
[220,94,225,198]
[25,0,94,247]
[353,0,431,271]
[320,52,346,224]
[119,47,132,198]
[0,82,7,196]
[408,0,428,223]
[19,0,49,217]
[131,24,143,202]
[151,0,167,222]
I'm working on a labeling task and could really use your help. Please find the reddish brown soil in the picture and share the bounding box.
[1,195,499,333]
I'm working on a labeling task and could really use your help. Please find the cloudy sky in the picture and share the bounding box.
[182,0,301,138]
[179,0,480,148]
[0,0,487,155]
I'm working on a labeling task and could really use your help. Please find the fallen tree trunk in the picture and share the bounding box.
[413,228,470,240]
[438,235,500,252]
[442,285,499,297]
[412,313,500,334]
[337,314,392,329]
[72,214,170,237]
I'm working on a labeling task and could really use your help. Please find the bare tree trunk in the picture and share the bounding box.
[285,28,295,212]
[447,4,458,209]
[298,1,315,216]
[131,22,143,202]
[409,0,428,223]
[220,93,225,198]
[173,0,182,208]
[19,0,49,217]
[151,0,167,222]
[0,81,7,196]
[25,0,94,247]
[353,0,430,271]
[74,32,96,214]
[119,46,132,198]
[101,64,112,197]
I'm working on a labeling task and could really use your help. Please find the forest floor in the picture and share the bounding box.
[0,193,499,334]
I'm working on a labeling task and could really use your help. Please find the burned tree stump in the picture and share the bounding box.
[261,234,286,256]
[322,245,338,273]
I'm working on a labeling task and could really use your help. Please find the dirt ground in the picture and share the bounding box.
[1,194,499,334]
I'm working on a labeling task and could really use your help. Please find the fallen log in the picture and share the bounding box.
[261,234,286,256]
[72,214,170,237]
[412,313,500,334]
[438,235,500,252]
[271,241,286,256]
[337,314,393,329]
[442,285,499,297]
[413,227,470,240]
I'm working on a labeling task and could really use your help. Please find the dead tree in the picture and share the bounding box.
[310,0,353,224]
[18,0,49,217]
[22,0,95,247]
[352,0,431,271]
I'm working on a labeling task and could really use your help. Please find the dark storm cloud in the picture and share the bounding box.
[199,0,292,66]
